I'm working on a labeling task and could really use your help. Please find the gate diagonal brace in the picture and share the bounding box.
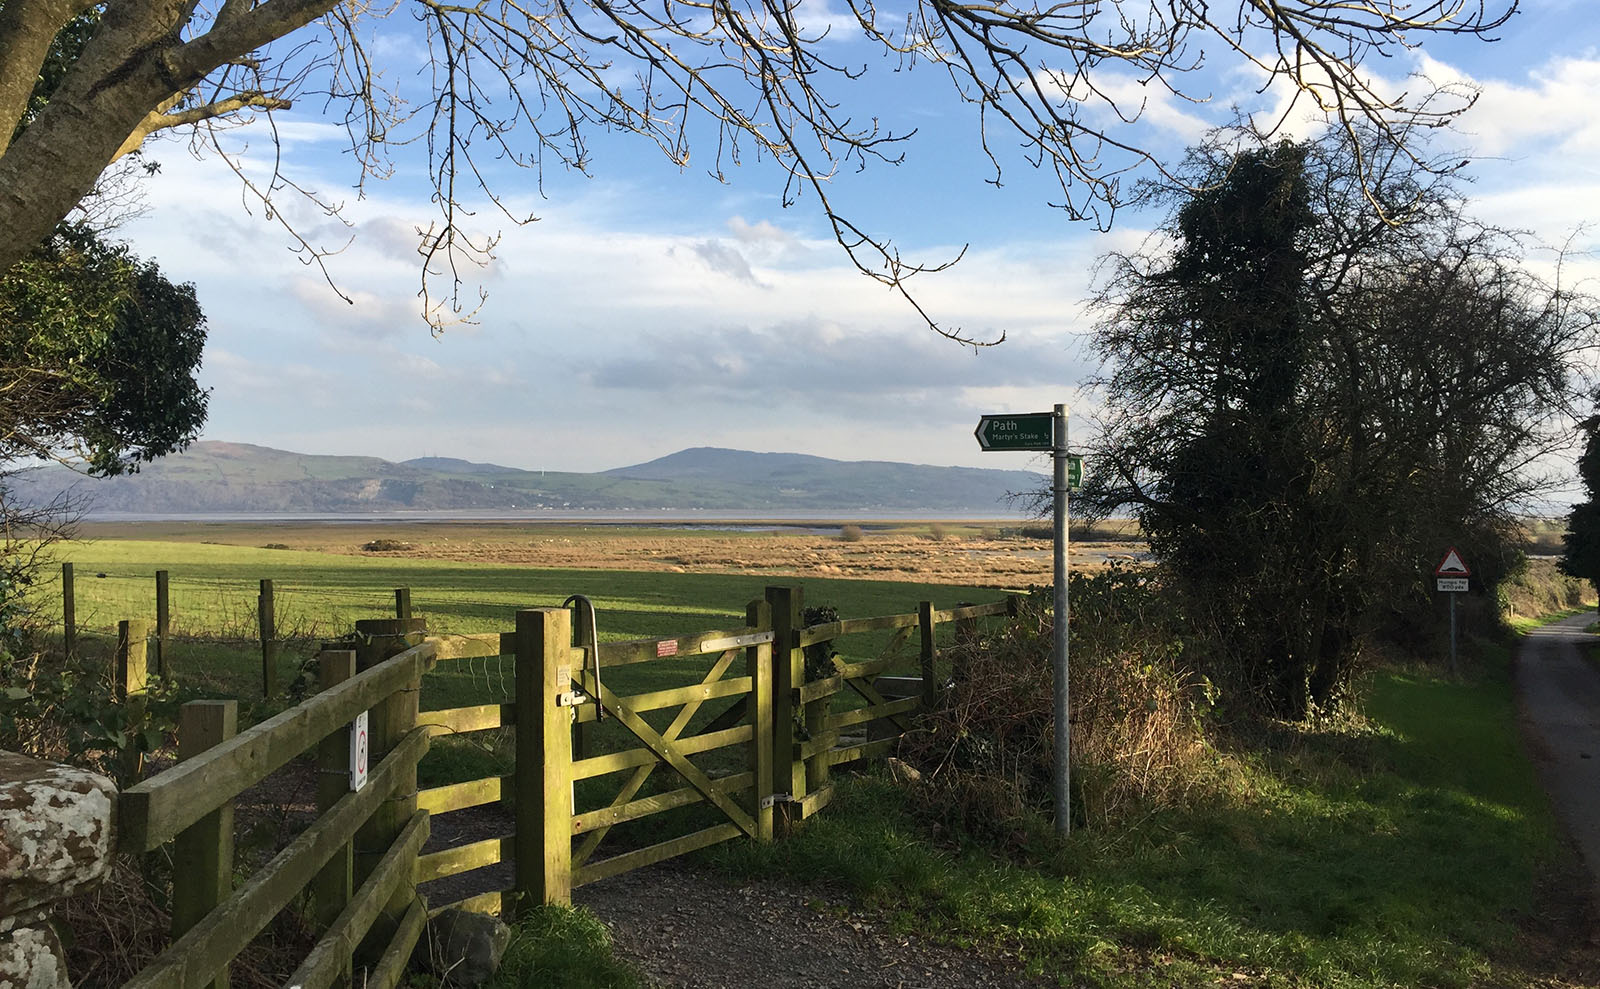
[592,679,759,840]
[572,650,742,867]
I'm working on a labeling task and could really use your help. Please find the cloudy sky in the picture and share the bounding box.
[114,0,1600,475]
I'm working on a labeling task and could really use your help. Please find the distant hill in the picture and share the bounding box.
[13,441,1043,515]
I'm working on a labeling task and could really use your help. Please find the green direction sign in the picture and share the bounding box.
[975,413,1054,451]
[1067,454,1083,491]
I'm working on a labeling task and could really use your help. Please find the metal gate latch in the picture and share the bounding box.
[563,594,604,722]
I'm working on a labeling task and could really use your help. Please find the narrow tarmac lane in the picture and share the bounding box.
[1518,611,1600,901]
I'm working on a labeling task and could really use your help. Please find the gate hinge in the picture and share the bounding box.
[760,793,796,808]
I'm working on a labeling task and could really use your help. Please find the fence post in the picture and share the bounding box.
[258,579,277,698]
[62,562,75,659]
[394,587,412,621]
[310,650,357,981]
[171,699,237,989]
[115,620,150,781]
[515,607,572,909]
[352,617,425,954]
[746,600,774,843]
[918,601,937,709]
[155,570,170,676]
[765,585,804,834]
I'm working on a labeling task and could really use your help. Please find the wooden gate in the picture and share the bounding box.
[547,601,776,902]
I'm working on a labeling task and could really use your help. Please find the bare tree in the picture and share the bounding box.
[0,0,1511,341]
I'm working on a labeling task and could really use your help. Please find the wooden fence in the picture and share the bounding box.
[112,584,1016,984]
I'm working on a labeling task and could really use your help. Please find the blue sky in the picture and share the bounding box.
[115,1,1600,476]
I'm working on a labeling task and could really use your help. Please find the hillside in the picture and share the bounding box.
[13,441,1044,515]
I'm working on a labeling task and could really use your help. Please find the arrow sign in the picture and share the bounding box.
[975,413,1054,451]
[1434,547,1471,577]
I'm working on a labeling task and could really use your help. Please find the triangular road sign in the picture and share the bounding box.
[1434,547,1471,576]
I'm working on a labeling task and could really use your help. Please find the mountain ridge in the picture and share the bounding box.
[14,441,1044,514]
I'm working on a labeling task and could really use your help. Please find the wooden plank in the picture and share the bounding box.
[171,700,236,989]
[417,775,508,816]
[363,897,428,989]
[414,835,511,884]
[830,656,898,681]
[919,601,936,707]
[596,626,769,668]
[589,675,751,719]
[573,823,742,888]
[119,642,435,853]
[846,677,912,734]
[122,728,429,989]
[873,624,917,664]
[827,695,920,731]
[591,679,758,838]
[426,632,507,661]
[827,736,898,767]
[570,725,752,781]
[931,600,1010,623]
[797,730,840,761]
[798,784,834,818]
[795,675,841,705]
[571,773,755,836]
[420,703,515,736]
[286,810,430,989]
[429,890,503,919]
[796,611,919,647]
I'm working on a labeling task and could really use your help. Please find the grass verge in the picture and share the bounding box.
[480,905,647,989]
[707,649,1567,987]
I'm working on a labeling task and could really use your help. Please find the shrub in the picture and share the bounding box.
[261,542,290,550]
[838,524,864,543]
[361,538,411,553]
[901,567,1209,847]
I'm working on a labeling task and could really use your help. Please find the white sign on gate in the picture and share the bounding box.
[349,710,369,791]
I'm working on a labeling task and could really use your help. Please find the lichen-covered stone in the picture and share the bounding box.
[0,751,116,924]
[0,921,69,989]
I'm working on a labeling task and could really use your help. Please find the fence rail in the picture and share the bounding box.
[109,583,1018,987]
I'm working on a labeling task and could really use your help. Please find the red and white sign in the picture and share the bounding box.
[655,639,679,658]
[1434,548,1471,577]
[349,710,369,791]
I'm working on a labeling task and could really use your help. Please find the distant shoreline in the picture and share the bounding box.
[80,510,1030,525]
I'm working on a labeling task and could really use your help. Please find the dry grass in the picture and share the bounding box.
[901,575,1207,845]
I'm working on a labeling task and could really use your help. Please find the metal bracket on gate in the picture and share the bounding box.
[563,594,604,722]
[760,793,796,808]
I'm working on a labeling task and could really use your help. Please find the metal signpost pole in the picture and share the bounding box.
[1052,404,1070,836]
[1449,593,1458,677]
[974,405,1074,835]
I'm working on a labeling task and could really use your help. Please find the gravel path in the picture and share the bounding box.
[576,861,1046,989]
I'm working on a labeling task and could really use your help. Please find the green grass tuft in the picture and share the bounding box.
[485,905,647,989]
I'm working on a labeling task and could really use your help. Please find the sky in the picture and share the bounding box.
[112,0,1600,477]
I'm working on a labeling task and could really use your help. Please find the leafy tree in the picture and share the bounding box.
[1087,127,1596,719]
[1,223,210,475]
[0,0,1510,337]
[1561,420,1600,591]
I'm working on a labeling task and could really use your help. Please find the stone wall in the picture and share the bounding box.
[0,752,116,989]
